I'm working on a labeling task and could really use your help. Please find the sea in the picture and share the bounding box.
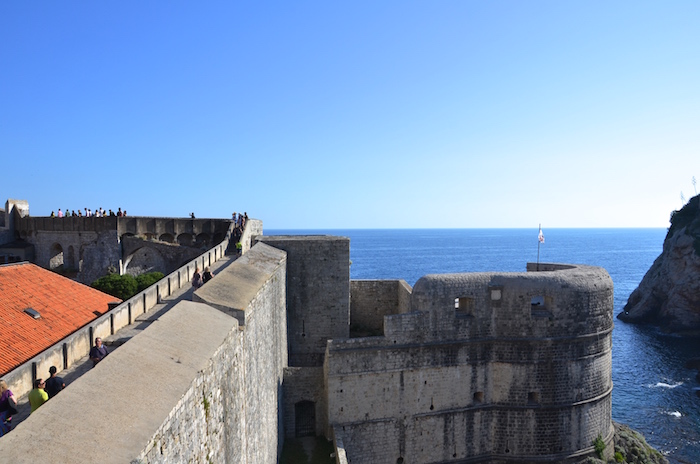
[268,228,700,463]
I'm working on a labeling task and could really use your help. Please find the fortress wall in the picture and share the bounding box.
[256,235,350,367]
[283,366,327,438]
[2,236,232,401]
[408,264,614,341]
[240,218,263,253]
[1,242,287,464]
[193,242,288,462]
[350,280,412,334]
[326,264,614,463]
[0,301,241,463]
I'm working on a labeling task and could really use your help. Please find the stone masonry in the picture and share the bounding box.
[327,263,614,463]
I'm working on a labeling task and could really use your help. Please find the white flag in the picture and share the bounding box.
[538,228,545,244]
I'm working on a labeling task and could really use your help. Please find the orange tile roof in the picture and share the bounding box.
[0,262,120,375]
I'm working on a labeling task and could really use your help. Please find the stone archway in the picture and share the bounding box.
[159,233,175,243]
[177,233,193,246]
[49,243,63,270]
[195,233,210,248]
[294,400,316,437]
[123,247,166,276]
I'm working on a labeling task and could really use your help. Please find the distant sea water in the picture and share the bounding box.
[267,228,700,463]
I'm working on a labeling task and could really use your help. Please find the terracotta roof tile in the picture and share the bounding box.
[0,263,120,375]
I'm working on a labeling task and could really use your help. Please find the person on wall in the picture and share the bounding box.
[89,337,109,367]
[0,379,18,435]
[28,379,48,414]
[192,267,203,289]
[203,267,214,284]
[45,366,65,399]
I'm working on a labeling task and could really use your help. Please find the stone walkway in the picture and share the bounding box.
[6,253,238,429]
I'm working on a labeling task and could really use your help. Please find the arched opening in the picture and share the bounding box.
[49,243,64,270]
[159,233,175,243]
[295,400,316,437]
[177,233,193,246]
[195,233,210,248]
[123,247,166,276]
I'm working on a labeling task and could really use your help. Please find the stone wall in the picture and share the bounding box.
[350,279,412,335]
[193,242,288,462]
[256,235,350,367]
[14,214,234,284]
[326,264,614,463]
[1,242,287,464]
[1,236,231,401]
[283,366,327,438]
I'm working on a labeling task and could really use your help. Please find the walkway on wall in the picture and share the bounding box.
[7,252,240,429]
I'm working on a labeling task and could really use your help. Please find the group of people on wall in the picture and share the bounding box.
[51,207,127,218]
[232,211,248,230]
[0,336,109,436]
[1,365,65,436]
[191,266,214,289]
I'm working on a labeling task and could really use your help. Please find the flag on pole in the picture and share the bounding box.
[538,227,545,244]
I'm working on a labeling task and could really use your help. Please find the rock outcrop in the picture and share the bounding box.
[618,194,700,333]
[578,422,668,464]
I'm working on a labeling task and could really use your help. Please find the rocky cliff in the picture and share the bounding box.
[618,194,700,333]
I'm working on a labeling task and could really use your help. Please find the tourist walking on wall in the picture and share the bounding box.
[89,337,109,367]
[45,366,65,399]
[202,267,214,284]
[0,379,18,435]
[192,267,203,289]
[28,379,48,414]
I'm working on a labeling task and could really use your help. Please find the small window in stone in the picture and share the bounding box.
[528,392,540,404]
[473,391,484,403]
[455,297,474,317]
[531,295,553,317]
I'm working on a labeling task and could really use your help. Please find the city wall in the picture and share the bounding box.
[255,235,350,368]
[327,264,615,463]
[1,240,287,464]
[13,215,234,283]
[350,279,411,334]
[255,235,350,440]
[0,221,244,400]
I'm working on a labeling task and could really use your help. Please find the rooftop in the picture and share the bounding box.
[0,262,119,375]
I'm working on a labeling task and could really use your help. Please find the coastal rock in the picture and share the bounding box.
[618,194,700,333]
[578,422,667,464]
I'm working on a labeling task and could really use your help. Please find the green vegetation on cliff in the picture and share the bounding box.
[580,422,668,464]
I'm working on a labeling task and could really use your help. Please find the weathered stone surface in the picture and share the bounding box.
[618,194,700,333]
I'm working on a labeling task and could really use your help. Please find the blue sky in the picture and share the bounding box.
[1,2,698,228]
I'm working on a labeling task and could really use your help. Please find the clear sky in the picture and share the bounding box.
[1,2,698,228]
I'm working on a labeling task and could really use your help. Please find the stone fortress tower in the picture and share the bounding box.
[258,236,614,463]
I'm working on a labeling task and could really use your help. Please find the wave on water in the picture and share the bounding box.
[648,381,684,389]
[663,410,683,418]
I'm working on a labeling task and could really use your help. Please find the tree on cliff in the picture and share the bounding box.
[619,194,700,333]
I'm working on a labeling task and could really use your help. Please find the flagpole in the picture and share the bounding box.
[537,224,541,271]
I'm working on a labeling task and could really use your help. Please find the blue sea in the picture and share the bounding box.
[268,228,700,463]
